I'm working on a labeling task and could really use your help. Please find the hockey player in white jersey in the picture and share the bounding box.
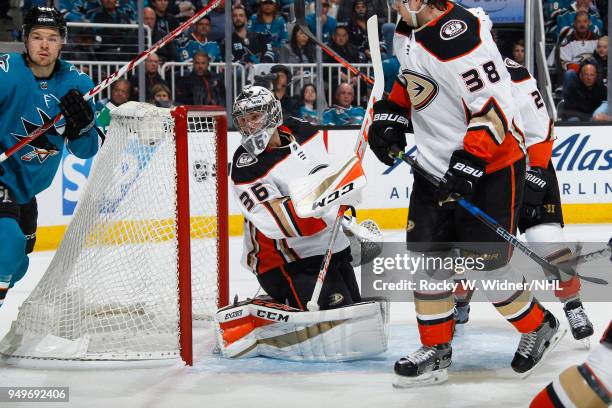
[454,58,594,346]
[215,85,388,361]
[530,321,611,407]
[368,0,565,386]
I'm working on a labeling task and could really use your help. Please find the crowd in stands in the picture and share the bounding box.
[5,0,609,122]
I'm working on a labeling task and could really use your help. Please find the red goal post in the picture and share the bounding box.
[0,103,230,368]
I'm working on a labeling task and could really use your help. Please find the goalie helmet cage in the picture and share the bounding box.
[0,102,229,368]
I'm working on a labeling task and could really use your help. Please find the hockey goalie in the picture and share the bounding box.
[215,85,388,361]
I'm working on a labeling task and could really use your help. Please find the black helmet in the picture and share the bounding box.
[23,6,67,38]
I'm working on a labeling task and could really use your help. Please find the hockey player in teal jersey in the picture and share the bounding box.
[0,6,100,308]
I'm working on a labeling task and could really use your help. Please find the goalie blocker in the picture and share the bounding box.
[215,296,389,361]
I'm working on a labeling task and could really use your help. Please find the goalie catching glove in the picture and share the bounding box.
[59,89,95,140]
[342,213,383,267]
[436,150,486,205]
[369,100,411,166]
[215,296,389,361]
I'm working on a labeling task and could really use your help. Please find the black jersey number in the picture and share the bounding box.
[530,90,545,109]
[461,61,501,93]
[239,183,270,212]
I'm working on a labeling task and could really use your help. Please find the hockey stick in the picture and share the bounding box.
[294,0,374,86]
[0,0,221,164]
[389,146,608,285]
[306,15,385,311]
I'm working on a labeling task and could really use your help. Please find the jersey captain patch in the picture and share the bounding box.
[401,69,439,111]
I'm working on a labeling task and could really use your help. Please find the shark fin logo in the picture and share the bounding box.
[12,108,61,163]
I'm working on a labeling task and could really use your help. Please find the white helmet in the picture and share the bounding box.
[232,85,282,157]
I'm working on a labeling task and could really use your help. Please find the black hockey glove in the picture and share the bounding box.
[59,89,95,141]
[368,100,411,166]
[520,167,552,224]
[436,150,486,205]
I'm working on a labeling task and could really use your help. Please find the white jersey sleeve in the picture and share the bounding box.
[503,58,555,168]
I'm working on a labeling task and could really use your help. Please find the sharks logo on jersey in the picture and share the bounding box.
[0,53,9,73]
[11,108,61,163]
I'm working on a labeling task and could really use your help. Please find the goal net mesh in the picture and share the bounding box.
[0,102,226,363]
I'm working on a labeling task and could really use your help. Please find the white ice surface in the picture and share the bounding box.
[0,225,610,408]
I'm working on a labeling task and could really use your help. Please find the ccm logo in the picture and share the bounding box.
[312,182,355,211]
[256,310,289,322]
[224,310,243,319]
[373,113,410,127]
[452,163,483,178]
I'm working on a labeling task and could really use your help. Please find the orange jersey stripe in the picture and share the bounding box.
[527,140,554,169]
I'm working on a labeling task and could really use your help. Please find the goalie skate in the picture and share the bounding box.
[511,311,566,378]
[393,343,452,388]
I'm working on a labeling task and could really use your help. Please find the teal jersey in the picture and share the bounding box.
[322,105,366,125]
[0,53,100,204]
[178,33,222,62]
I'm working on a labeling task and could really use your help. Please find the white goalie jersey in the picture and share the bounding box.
[503,58,555,168]
[390,2,525,177]
[230,117,349,275]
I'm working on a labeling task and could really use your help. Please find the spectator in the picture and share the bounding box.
[175,51,226,105]
[150,83,173,107]
[279,26,316,63]
[511,39,525,65]
[207,0,226,43]
[306,0,337,44]
[559,11,599,89]
[129,53,169,101]
[247,0,288,51]
[296,83,319,124]
[347,0,368,52]
[91,0,136,60]
[223,5,276,64]
[177,16,221,62]
[382,54,400,93]
[146,3,180,61]
[554,0,603,40]
[322,82,365,125]
[335,0,388,27]
[561,62,607,121]
[62,27,96,62]
[591,36,608,83]
[269,64,298,119]
[96,78,131,111]
[150,0,179,35]
[326,25,362,64]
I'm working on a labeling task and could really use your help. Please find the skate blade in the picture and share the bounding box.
[520,326,567,379]
[393,369,448,388]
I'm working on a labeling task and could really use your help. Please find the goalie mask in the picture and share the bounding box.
[233,85,282,157]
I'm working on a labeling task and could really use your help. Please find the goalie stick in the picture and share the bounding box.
[0,0,222,164]
[389,146,608,285]
[306,15,385,311]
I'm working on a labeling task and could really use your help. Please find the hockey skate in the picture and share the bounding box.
[511,311,566,378]
[563,300,594,349]
[393,343,452,388]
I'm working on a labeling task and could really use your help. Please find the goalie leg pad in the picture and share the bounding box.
[215,298,389,361]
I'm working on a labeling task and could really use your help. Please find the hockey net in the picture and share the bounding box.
[0,102,229,367]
